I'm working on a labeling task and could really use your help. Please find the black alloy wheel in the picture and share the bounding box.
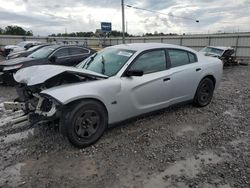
[63,100,107,148]
[194,78,214,107]
[74,110,100,139]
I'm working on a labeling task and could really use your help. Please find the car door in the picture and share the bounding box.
[119,49,172,119]
[52,47,71,66]
[167,49,203,104]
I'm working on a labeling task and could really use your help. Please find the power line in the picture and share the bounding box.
[218,21,250,25]
[125,4,199,23]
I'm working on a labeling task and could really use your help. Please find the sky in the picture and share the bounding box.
[0,0,249,36]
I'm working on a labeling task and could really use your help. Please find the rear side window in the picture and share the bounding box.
[53,48,69,57]
[130,50,166,74]
[69,47,89,55]
[168,49,197,68]
[188,52,197,63]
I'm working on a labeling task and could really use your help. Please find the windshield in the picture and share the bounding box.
[28,46,55,59]
[17,42,27,48]
[78,48,135,76]
[200,47,224,56]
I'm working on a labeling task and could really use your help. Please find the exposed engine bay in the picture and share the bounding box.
[4,71,102,123]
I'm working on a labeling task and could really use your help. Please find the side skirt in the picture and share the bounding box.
[108,99,193,129]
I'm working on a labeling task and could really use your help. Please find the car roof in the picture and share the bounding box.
[110,43,197,53]
[21,41,42,44]
[48,44,90,49]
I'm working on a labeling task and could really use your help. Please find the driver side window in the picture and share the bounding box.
[130,50,166,74]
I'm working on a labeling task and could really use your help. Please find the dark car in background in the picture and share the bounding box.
[0,45,96,85]
[6,44,52,60]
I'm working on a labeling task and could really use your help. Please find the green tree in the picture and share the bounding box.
[5,25,26,35]
[2,25,33,36]
[109,30,130,37]
[26,30,33,36]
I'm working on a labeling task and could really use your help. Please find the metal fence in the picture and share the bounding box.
[1,33,250,59]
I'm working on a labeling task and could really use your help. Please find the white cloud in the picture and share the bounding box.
[0,0,249,36]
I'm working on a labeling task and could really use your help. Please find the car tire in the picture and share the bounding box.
[63,100,108,148]
[193,78,215,107]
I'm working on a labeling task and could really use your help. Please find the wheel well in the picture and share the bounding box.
[65,98,109,118]
[202,75,216,86]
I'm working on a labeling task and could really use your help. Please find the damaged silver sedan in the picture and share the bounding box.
[4,43,223,148]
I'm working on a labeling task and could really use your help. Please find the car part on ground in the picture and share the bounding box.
[199,46,240,66]
[0,45,96,85]
[4,43,223,148]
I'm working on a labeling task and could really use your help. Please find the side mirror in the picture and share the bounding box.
[125,69,144,77]
[49,56,57,63]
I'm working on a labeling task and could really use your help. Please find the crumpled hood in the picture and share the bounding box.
[0,57,33,66]
[200,52,221,58]
[4,45,24,53]
[4,45,20,49]
[14,65,108,86]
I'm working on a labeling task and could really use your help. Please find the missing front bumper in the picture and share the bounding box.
[4,97,57,118]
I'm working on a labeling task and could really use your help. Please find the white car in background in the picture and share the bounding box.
[1,41,42,57]
[5,43,223,148]
[199,46,238,66]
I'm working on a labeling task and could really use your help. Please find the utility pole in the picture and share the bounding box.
[121,0,125,44]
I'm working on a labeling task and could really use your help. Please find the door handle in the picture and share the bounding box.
[196,68,201,72]
[163,77,170,82]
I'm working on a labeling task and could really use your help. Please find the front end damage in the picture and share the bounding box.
[3,65,108,126]
[4,85,62,124]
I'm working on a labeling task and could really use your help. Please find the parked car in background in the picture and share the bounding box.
[5,43,223,148]
[0,41,42,57]
[6,44,51,60]
[199,46,238,66]
[0,45,96,85]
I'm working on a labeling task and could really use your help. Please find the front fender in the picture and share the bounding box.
[41,78,121,124]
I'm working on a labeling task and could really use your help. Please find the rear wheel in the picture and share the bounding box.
[193,78,214,107]
[63,100,107,148]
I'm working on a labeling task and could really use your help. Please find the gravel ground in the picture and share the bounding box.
[0,64,249,188]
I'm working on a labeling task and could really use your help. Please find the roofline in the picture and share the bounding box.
[109,43,198,53]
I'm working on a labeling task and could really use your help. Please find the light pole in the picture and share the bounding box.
[126,21,128,33]
[121,0,125,44]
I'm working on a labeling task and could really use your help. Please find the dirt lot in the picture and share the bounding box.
[0,64,249,188]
